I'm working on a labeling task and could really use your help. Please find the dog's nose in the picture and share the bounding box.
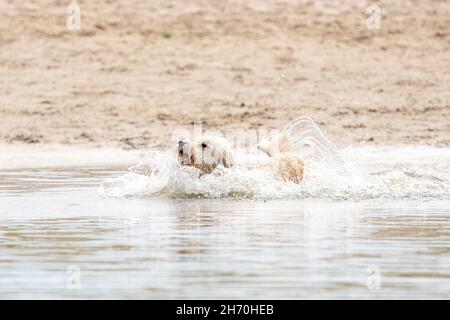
[178,140,185,151]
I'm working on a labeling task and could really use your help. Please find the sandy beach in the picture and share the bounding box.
[1,1,450,301]
[1,0,449,150]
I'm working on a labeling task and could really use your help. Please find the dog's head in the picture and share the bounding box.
[176,136,235,174]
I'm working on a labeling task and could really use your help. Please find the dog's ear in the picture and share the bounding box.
[221,147,235,168]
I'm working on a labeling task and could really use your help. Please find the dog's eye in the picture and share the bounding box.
[201,143,207,149]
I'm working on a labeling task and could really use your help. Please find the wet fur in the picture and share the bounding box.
[177,136,235,175]
[177,136,304,184]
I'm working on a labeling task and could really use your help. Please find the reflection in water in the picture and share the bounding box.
[0,168,449,299]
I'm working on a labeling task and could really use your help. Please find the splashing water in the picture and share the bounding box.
[280,116,343,164]
[99,118,450,201]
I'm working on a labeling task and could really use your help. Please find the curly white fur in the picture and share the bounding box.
[176,135,304,183]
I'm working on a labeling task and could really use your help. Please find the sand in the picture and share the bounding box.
[0,0,449,150]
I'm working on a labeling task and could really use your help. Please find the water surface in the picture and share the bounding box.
[0,146,449,299]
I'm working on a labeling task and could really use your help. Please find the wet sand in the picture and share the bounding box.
[1,0,449,149]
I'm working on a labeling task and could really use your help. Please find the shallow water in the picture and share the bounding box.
[101,145,450,201]
[0,146,450,299]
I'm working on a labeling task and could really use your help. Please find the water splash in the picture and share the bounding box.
[99,118,450,201]
[99,146,450,201]
[280,116,343,164]
[257,116,348,175]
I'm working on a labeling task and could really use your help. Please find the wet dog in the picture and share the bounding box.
[176,135,304,184]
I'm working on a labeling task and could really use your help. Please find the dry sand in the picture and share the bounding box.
[0,0,449,150]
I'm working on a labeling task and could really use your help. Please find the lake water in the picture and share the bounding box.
[0,145,449,299]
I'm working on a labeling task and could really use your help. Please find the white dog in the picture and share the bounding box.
[176,135,304,184]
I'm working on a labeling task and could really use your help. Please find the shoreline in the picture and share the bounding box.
[1,143,449,170]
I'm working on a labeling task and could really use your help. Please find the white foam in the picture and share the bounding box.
[99,116,450,201]
[99,146,450,201]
